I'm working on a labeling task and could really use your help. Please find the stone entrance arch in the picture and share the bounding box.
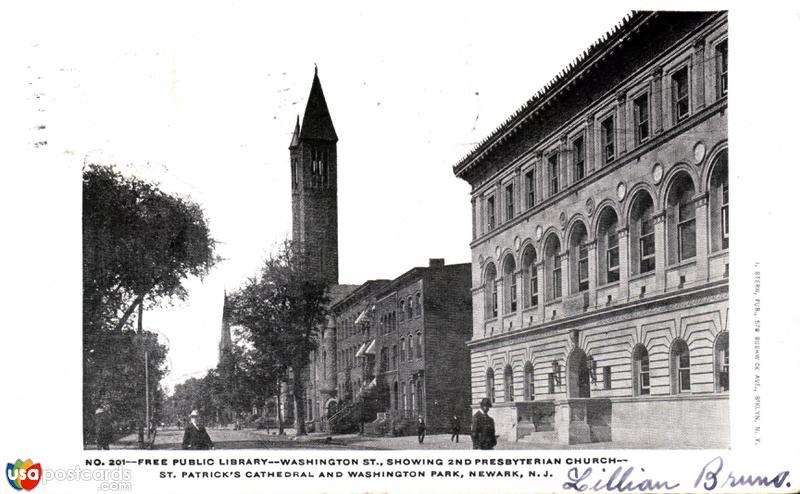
[324,399,338,419]
[567,347,591,398]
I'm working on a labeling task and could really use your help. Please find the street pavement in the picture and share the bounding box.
[101,428,654,450]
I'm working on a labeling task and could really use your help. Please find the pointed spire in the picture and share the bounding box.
[219,291,232,360]
[299,66,338,142]
[289,115,300,149]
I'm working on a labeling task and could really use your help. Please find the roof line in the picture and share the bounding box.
[452,10,650,177]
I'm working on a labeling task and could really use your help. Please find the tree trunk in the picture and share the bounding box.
[275,379,284,435]
[114,293,145,332]
[292,365,307,436]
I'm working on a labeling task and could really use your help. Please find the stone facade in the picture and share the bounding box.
[453,11,729,447]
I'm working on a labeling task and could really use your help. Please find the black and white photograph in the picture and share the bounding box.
[2,1,799,493]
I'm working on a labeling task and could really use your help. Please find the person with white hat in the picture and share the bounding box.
[182,410,214,450]
[95,407,113,450]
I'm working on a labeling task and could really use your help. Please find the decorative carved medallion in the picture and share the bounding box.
[616,181,627,201]
[652,162,664,184]
[585,197,595,216]
[693,142,706,165]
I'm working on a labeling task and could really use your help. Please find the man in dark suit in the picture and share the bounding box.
[95,407,113,450]
[182,410,214,450]
[416,417,426,444]
[450,414,461,443]
[471,398,497,450]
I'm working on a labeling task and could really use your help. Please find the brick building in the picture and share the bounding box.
[307,260,472,434]
[453,11,728,447]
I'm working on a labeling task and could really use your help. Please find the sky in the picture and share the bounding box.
[4,1,680,391]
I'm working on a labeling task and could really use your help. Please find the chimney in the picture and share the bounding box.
[428,258,445,268]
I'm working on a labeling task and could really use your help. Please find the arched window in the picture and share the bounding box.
[399,300,405,320]
[322,350,327,379]
[597,207,620,285]
[715,332,729,392]
[709,150,729,252]
[630,190,656,275]
[544,235,562,301]
[503,254,517,313]
[415,293,422,316]
[671,339,691,394]
[401,382,407,411]
[415,331,422,359]
[521,246,538,309]
[568,222,589,293]
[393,381,399,410]
[486,367,496,403]
[484,263,498,319]
[400,338,405,361]
[504,365,514,402]
[407,297,413,319]
[667,173,697,264]
[523,362,535,400]
[632,344,650,396]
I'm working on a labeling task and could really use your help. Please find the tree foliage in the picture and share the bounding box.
[229,240,330,434]
[83,163,218,335]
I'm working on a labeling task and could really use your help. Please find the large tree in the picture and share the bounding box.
[230,240,329,435]
[83,163,217,444]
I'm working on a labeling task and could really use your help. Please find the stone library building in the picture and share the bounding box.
[453,11,728,447]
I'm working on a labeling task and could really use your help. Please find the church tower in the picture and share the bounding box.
[289,67,339,285]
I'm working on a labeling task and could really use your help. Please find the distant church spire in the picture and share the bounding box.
[218,291,232,362]
[299,67,338,142]
[289,115,300,149]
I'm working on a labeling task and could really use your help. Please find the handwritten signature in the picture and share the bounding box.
[562,456,790,492]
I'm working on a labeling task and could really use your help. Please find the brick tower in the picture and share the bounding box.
[289,67,339,285]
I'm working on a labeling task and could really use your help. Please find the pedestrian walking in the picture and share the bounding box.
[416,416,426,444]
[471,398,497,450]
[95,408,113,450]
[450,414,461,443]
[182,410,214,450]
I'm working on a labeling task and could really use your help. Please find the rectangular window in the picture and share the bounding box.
[633,94,650,144]
[640,356,650,395]
[719,347,729,392]
[525,170,535,209]
[678,200,696,260]
[547,373,555,394]
[510,274,517,312]
[679,353,691,392]
[603,366,612,390]
[721,183,729,249]
[716,39,728,98]
[672,66,690,123]
[491,281,498,318]
[601,116,614,163]
[530,267,539,307]
[572,136,585,182]
[607,231,619,283]
[505,183,514,221]
[487,196,496,230]
[549,153,559,195]
[640,217,656,273]
[553,262,562,299]
[578,244,589,292]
